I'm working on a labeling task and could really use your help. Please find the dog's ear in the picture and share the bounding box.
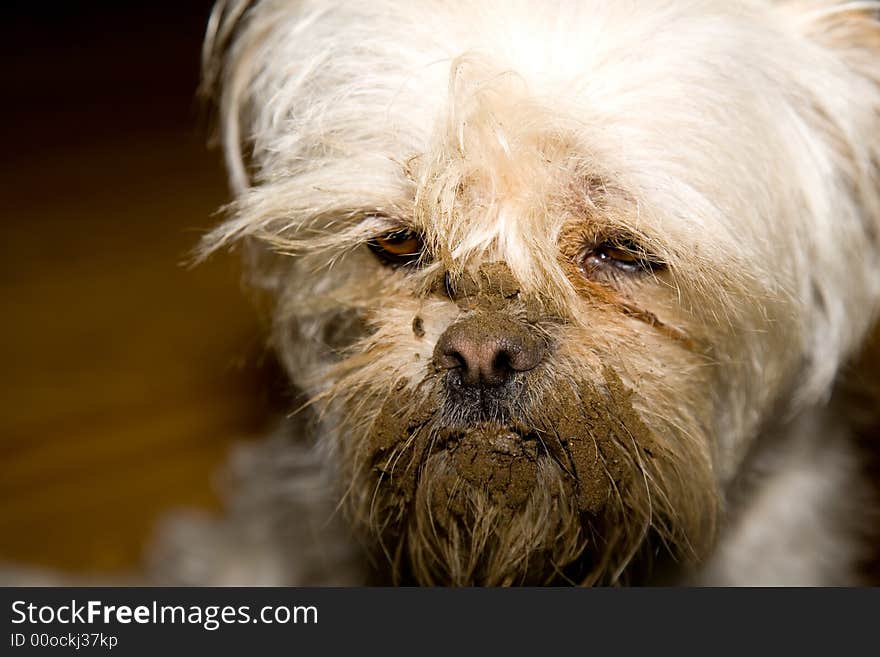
[779,2,880,206]
[780,2,880,82]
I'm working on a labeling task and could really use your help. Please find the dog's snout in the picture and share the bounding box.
[434,314,545,388]
[436,335,521,387]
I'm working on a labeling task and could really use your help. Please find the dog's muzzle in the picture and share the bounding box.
[433,311,545,423]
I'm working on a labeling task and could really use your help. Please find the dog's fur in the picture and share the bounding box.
[152,0,880,586]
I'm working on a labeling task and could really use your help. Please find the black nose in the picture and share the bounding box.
[433,313,545,388]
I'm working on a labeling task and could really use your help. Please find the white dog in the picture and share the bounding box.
[149,0,880,586]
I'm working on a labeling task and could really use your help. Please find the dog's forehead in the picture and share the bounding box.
[252,1,818,241]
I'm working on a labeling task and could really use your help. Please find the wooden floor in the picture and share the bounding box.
[0,4,282,575]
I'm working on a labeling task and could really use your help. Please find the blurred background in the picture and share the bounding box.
[1,1,285,575]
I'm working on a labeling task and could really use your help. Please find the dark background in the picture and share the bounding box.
[1,2,283,573]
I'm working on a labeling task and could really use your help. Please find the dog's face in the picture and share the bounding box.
[203,1,880,584]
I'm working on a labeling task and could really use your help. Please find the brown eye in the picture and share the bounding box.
[579,238,664,276]
[367,229,425,266]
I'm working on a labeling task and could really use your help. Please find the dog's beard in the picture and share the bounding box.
[339,362,715,585]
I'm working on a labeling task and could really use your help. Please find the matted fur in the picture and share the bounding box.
[165,0,880,585]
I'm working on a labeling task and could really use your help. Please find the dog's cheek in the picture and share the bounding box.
[552,316,719,497]
[361,298,461,385]
[560,274,779,487]
[270,255,420,388]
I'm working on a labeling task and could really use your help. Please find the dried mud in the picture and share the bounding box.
[432,427,541,521]
[544,367,656,514]
[367,371,655,528]
[366,261,657,533]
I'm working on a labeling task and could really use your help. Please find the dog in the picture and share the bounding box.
[149,0,880,586]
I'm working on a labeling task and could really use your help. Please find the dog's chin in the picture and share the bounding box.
[368,422,641,585]
[437,425,545,512]
[405,425,587,585]
[343,366,707,585]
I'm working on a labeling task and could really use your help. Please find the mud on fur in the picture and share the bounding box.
[334,261,714,585]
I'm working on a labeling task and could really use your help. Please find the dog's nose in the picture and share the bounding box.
[433,314,545,388]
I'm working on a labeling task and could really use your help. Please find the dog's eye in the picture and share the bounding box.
[579,238,664,276]
[367,229,425,266]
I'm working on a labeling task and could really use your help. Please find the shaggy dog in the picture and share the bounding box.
[152,0,880,586]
